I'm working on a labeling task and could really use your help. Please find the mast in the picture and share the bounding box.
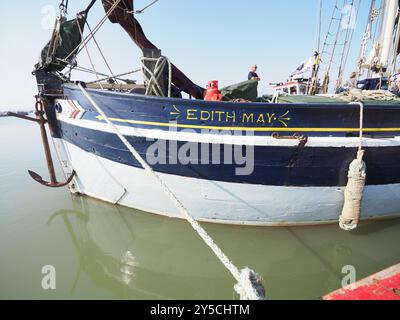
[314,0,323,54]
[379,0,398,69]
[308,0,322,95]
[359,0,400,78]
[390,6,400,74]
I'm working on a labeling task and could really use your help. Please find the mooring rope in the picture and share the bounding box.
[339,102,366,231]
[77,83,265,300]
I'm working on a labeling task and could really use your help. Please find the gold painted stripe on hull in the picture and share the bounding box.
[96,116,400,133]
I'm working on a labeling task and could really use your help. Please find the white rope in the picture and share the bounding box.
[77,83,265,300]
[141,56,172,97]
[353,101,364,154]
[339,102,366,231]
[269,92,280,103]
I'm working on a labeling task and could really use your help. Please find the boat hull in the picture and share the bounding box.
[47,85,400,226]
[51,138,400,226]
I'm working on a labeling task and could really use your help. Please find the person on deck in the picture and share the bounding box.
[336,72,358,93]
[248,65,261,81]
[343,72,358,90]
[389,69,400,95]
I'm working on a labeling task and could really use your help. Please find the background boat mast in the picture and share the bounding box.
[358,0,400,80]
[321,0,347,94]
[334,0,361,92]
[310,0,359,94]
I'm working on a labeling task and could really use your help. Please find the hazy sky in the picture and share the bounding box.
[0,0,372,110]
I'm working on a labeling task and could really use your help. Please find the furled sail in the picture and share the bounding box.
[35,15,87,72]
[35,1,97,72]
[101,0,205,99]
[362,0,400,73]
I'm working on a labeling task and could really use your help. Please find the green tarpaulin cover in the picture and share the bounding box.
[221,80,259,102]
[270,94,400,105]
[35,15,86,72]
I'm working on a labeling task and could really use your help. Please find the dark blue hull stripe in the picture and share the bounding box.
[58,121,400,187]
[62,85,400,137]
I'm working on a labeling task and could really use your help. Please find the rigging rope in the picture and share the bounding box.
[324,0,347,92]
[76,83,265,300]
[357,0,377,79]
[85,21,117,83]
[76,14,104,89]
[86,69,141,84]
[310,0,340,95]
[341,0,362,75]
[335,0,359,91]
[129,0,160,14]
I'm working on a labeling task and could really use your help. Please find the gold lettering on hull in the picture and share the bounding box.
[170,105,291,127]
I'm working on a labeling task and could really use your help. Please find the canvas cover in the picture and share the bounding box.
[35,15,86,72]
[221,80,259,101]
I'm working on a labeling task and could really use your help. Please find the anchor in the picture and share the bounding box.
[8,97,75,188]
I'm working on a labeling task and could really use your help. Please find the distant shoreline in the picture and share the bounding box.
[0,111,33,117]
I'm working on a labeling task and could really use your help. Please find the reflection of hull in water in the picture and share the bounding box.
[55,196,233,299]
[49,85,400,226]
[53,196,400,299]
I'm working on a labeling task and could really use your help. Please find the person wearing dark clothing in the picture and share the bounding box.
[248,65,261,81]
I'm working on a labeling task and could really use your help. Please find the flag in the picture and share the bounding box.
[290,57,314,80]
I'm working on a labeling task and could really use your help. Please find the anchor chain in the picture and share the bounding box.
[59,0,69,16]
[28,97,76,188]
[7,96,76,188]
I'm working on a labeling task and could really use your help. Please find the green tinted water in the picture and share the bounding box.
[1,117,400,300]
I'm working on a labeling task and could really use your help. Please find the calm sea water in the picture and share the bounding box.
[1,116,400,300]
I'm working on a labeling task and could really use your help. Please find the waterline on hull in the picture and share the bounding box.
[53,139,400,226]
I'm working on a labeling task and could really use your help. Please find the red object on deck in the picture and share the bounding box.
[323,264,400,300]
[204,80,223,101]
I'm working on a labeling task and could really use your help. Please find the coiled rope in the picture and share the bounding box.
[333,88,400,102]
[141,56,172,97]
[77,83,265,300]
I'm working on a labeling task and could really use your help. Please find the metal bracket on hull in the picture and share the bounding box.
[272,132,309,147]
[8,97,76,188]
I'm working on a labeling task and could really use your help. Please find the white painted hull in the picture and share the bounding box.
[53,138,400,226]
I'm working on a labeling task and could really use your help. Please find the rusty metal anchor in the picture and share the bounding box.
[8,97,75,188]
